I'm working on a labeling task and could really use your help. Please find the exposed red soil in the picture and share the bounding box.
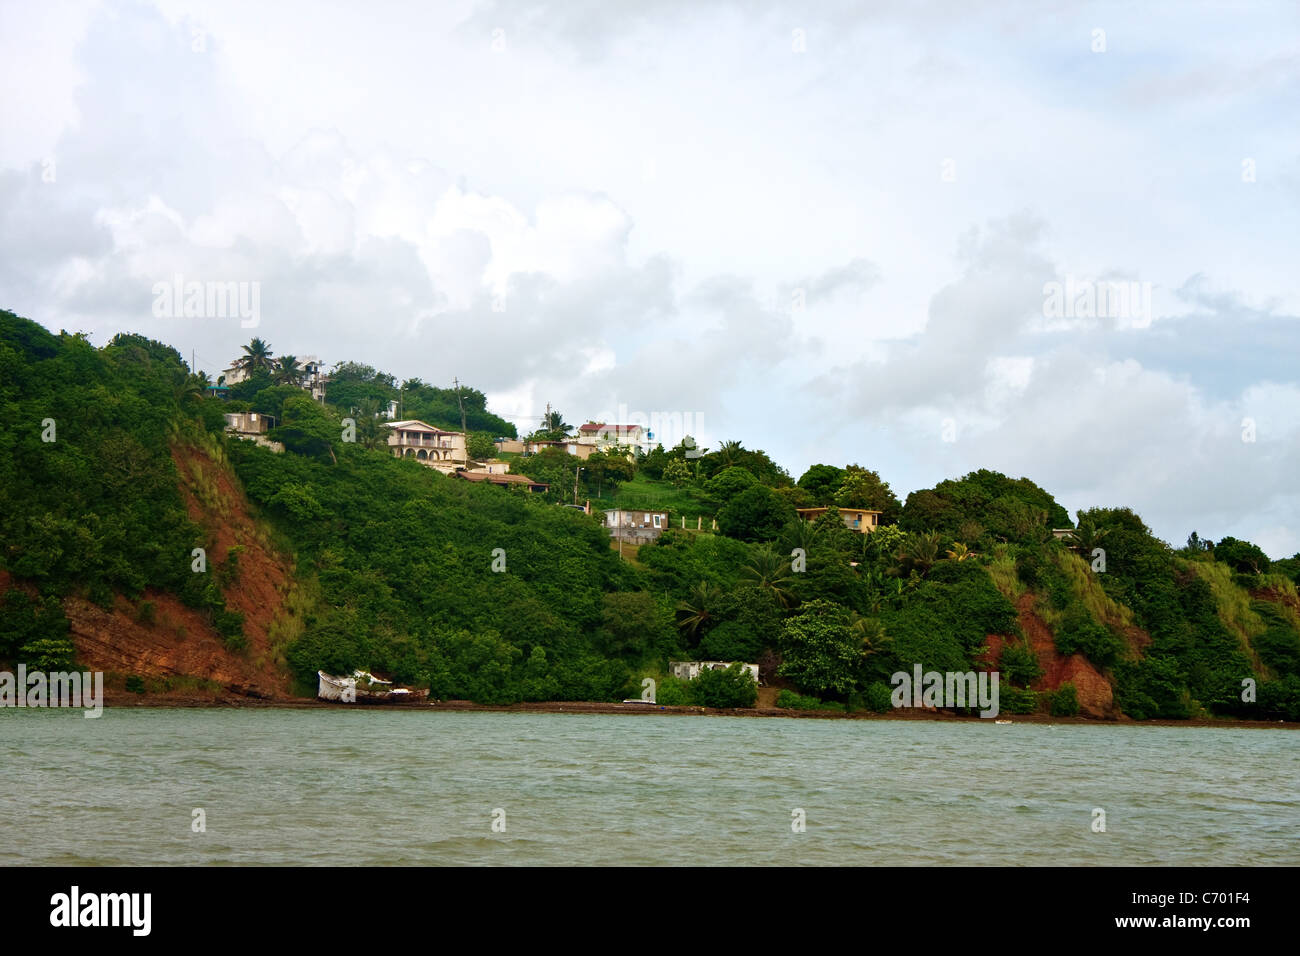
[57,442,295,699]
[980,594,1118,719]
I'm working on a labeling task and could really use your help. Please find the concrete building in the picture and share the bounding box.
[668,661,761,684]
[385,420,467,473]
[576,422,653,455]
[795,506,882,534]
[606,508,670,543]
[223,411,283,452]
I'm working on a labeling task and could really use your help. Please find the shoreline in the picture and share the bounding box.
[81,692,1299,729]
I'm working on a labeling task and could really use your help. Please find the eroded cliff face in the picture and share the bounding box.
[980,594,1134,719]
[62,440,296,700]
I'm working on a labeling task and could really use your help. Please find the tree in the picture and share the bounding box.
[895,531,944,578]
[740,546,797,609]
[676,580,724,642]
[834,465,901,522]
[707,466,757,502]
[539,409,571,440]
[585,450,635,498]
[1212,537,1271,575]
[467,432,497,461]
[355,398,388,451]
[273,354,304,386]
[777,599,867,699]
[639,444,669,480]
[271,394,341,463]
[690,663,758,708]
[797,464,845,505]
[717,484,796,543]
[1066,517,1110,556]
[235,337,275,375]
[663,457,692,487]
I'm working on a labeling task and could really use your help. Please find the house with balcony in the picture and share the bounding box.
[299,355,330,402]
[795,506,882,533]
[385,420,467,473]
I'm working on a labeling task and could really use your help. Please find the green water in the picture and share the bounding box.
[2,709,1296,865]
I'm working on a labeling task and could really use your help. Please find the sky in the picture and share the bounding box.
[1,0,1297,556]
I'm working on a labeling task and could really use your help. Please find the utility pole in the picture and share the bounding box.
[574,466,582,506]
[453,377,467,433]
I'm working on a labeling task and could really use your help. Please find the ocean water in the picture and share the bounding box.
[2,708,1296,865]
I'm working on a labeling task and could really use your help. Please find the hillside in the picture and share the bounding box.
[2,310,1299,720]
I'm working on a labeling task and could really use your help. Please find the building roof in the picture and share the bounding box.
[579,422,644,433]
[453,471,548,489]
[385,420,463,435]
[796,506,883,515]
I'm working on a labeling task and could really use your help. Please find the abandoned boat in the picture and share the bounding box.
[317,670,429,703]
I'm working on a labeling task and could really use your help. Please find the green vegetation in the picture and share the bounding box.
[2,309,1298,722]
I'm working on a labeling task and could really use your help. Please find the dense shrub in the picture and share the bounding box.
[690,663,758,708]
[1050,682,1080,716]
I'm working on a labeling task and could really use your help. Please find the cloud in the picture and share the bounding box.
[1,0,1297,557]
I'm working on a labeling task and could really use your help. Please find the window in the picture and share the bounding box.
[652,514,662,528]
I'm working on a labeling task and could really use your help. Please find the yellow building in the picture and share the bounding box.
[795,506,882,533]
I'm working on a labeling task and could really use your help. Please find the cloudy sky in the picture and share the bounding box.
[2,0,1297,555]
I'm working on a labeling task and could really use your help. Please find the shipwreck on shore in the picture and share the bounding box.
[317,670,429,704]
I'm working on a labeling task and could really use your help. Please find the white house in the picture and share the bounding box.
[669,661,761,684]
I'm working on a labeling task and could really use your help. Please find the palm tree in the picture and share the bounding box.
[274,354,304,386]
[895,531,943,578]
[356,398,387,451]
[170,368,205,406]
[1067,519,1110,556]
[741,546,797,609]
[542,409,571,438]
[676,580,724,641]
[779,517,821,557]
[945,542,972,562]
[848,611,890,658]
[712,439,745,472]
[235,337,274,375]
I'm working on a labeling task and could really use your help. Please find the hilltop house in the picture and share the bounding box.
[796,506,882,534]
[299,355,330,402]
[217,353,330,402]
[526,438,595,460]
[577,422,653,455]
[385,420,467,473]
[606,508,669,543]
[223,411,283,452]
